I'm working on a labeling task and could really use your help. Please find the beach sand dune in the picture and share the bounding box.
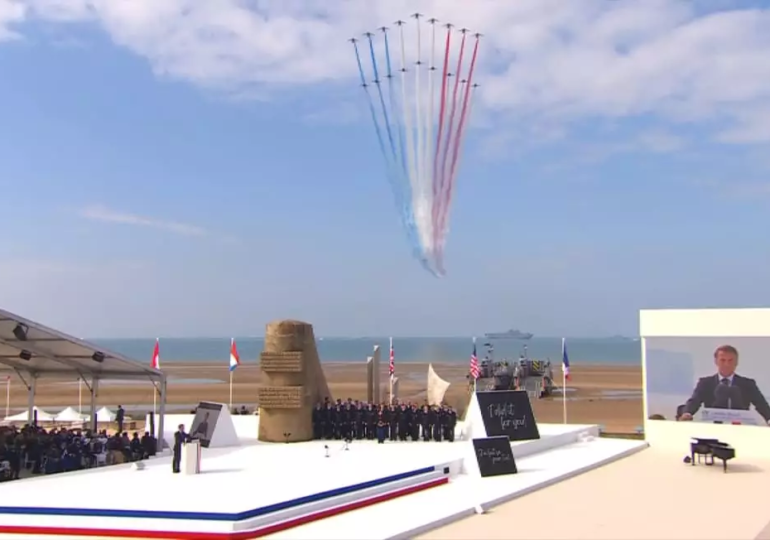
[3,363,643,433]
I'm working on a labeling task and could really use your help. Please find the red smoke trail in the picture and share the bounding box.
[432,30,467,265]
[435,35,480,268]
[430,26,453,261]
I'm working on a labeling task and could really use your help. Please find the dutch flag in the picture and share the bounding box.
[229,338,240,372]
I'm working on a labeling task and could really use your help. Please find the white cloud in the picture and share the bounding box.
[0,0,25,41]
[79,204,208,237]
[6,0,770,143]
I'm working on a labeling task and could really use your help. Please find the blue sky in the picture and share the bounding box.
[0,0,769,338]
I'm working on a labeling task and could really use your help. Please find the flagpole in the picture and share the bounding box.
[562,338,568,424]
[153,338,159,419]
[389,337,394,405]
[471,336,478,394]
[229,370,234,410]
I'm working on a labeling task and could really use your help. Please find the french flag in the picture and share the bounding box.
[229,338,240,372]
[561,337,571,381]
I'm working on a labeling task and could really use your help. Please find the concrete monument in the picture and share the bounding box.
[366,356,374,403]
[257,320,332,442]
[371,345,382,404]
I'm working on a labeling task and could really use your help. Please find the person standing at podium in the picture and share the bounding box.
[172,424,191,474]
[680,345,770,425]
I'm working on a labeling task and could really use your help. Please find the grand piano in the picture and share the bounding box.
[689,438,736,472]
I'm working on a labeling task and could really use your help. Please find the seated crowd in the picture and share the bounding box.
[312,398,458,443]
[0,424,158,482]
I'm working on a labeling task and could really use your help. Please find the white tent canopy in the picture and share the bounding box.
[0,307,167,437]
[96,406,115,422]
[4,406,55,422]
[55,407,87,422]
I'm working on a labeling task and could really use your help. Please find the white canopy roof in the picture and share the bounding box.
[4,406,55,422]
[96,406,115,422]
[55,407,87,422]
[0,308,165,382]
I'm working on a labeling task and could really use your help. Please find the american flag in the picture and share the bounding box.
[389,337,395,376]
[470,338,480,379]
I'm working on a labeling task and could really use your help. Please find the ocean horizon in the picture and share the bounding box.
[90,337,642,366]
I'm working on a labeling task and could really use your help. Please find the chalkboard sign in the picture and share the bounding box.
[473,436,518,477]
[476,390,540,441]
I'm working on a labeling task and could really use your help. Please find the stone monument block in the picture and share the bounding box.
[257,320,332,442]
[372,345,382,404]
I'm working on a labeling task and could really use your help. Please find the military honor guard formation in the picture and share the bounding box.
[312,399,458,443]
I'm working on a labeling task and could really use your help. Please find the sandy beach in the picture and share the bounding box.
[3,362,643,433]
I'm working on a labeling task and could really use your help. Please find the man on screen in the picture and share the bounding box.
[192,412,210,439]
[680,345,770,425]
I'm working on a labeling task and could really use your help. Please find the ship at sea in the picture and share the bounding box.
[483,329,533,340]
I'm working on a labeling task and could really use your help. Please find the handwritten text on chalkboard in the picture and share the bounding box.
[476,390,540,441]
[487,402,529,432]
[477,446,514,466]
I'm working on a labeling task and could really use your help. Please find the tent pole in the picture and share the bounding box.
[26,376,36,425]
[157,375,167,451]
[90,378,99,432]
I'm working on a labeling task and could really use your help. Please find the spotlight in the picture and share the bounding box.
[18,350,32,361]
[91,351,105,363]
[324,444,329,458]
[283,432,291,444]
[12,324,28,342]
[343,436,352,451]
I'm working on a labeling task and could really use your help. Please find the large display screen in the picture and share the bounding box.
[189,402,222,447]
[645,337,770,426]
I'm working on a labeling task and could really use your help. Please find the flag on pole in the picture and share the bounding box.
[229,338,241,372]
[151,339,160,370]
[470,338,480,379]
[561,338,571,381]
[388,337,395,376]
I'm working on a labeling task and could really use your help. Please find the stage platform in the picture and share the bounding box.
[0,424,645,539]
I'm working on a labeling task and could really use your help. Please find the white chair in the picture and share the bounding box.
[95,451,108,467]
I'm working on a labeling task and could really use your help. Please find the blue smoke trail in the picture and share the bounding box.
[352,40,392,197]
[367,33,419,258]
[366,35,398,172]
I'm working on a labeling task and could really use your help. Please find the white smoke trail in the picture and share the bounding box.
[398,22,426,256]
[413,14,425,250]
[427,18,437,246]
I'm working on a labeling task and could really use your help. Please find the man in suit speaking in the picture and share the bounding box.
[680,345,770,425]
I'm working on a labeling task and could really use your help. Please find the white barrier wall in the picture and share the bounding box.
[641,308,770,460]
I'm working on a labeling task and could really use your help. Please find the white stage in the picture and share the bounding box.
[0,424,645,539]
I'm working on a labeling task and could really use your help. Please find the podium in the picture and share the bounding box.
[700,408,760,426]
[181,440,201,475]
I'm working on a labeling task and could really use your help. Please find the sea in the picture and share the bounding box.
[91,337,641,366]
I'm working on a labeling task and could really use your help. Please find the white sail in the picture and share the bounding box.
[427,363,451,406]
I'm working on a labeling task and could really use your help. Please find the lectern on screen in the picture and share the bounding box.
[190,402,222,448]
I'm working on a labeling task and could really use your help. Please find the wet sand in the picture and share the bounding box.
[3,362,643,433]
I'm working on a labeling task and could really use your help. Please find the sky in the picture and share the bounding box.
[0,0,769,339]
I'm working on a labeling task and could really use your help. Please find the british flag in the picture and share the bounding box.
[470,338,480,380]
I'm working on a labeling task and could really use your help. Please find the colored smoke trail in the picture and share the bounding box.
[350,16,482,276]
[435,34,481,272]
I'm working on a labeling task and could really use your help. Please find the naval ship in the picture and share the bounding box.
[483,328,533,340]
